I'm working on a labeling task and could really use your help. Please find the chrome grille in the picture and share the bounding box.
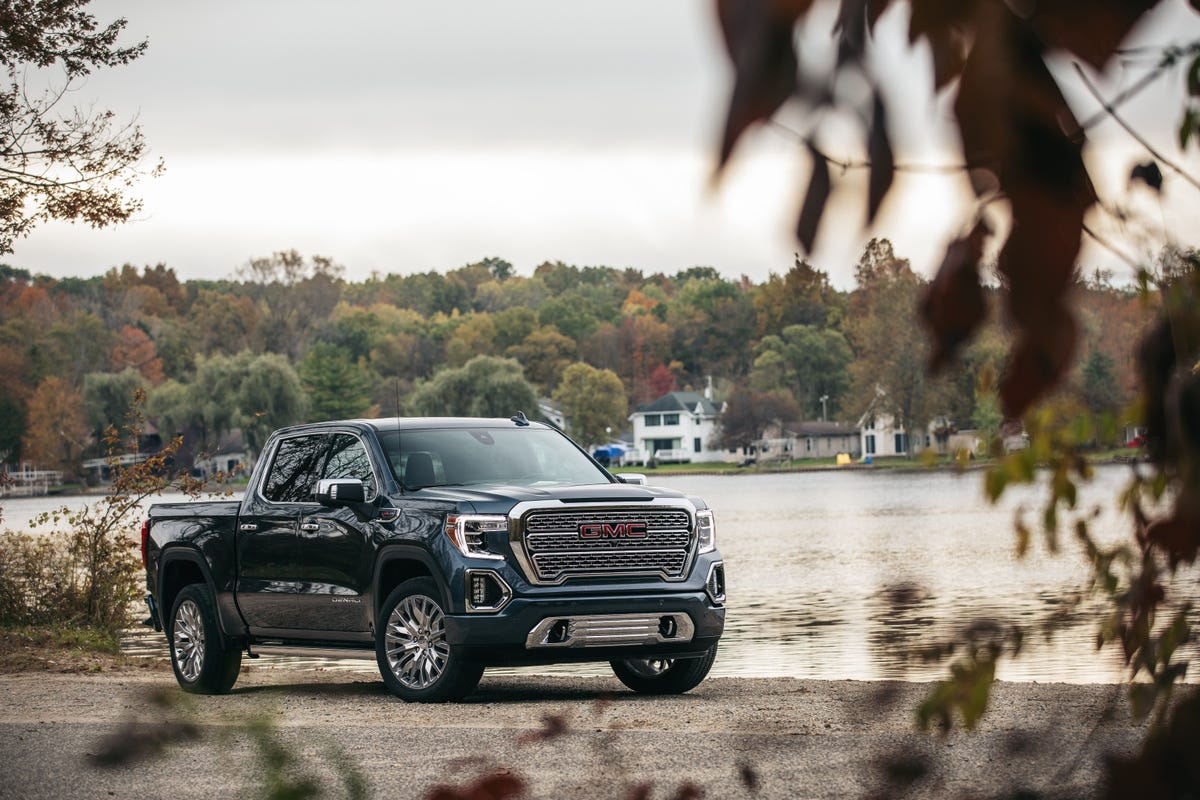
[519,507,693,583]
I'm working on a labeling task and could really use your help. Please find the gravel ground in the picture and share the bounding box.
[0,662,1162,800]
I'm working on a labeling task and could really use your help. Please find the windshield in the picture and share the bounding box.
[378,427,612,489]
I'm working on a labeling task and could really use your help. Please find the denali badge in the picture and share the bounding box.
[579,522,648,539]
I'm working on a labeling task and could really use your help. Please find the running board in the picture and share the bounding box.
[246,642,375,661]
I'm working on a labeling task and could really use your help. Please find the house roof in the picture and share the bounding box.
[633,391,719,417]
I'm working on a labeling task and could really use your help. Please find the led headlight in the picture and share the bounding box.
[445,514,507,560]
[696,508,716,553]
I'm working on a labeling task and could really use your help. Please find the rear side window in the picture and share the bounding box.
[262,435,328,503]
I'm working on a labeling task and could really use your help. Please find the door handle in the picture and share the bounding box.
[299,522,320,532]
[239,523,258,532]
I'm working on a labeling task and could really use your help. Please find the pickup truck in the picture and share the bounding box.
[142,414,725,702]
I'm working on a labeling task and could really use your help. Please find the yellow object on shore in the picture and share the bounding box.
[835,452,852,466]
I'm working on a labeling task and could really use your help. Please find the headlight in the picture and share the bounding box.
[445,514,507,560]
[696,508,716,553]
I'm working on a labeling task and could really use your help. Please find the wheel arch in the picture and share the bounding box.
[157,548,239,638]
[374,545,450,623]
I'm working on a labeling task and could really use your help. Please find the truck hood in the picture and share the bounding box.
[396,482,691,515]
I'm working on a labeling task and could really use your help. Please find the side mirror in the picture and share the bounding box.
[616,473,647,486]
[315,478,366,507]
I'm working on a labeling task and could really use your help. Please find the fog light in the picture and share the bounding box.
[464,569,511,613]
[705,562,726,605]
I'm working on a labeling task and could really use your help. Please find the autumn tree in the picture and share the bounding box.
[0,0,161,253]
[845,242,944,456]
[716,386,801,453]
[507,326,576,392]
[21,376,89,478]
[239,251,344,359]
[551,363,628,449]
[109,324,164,385]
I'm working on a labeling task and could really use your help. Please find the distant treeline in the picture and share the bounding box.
[0,240,1159,478]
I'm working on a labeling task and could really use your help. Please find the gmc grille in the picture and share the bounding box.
[519,507,694,584]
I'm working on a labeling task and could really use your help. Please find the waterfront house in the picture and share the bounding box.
[628,391,724,464]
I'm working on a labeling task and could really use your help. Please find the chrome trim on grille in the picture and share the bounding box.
[525,612,695,649]
[507,498,699,586]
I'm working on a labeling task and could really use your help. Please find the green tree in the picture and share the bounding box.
[551,363,628,448]
[1080,349,1120,419]
[751,324,852,420]
[191,351,308,453]
[408,355,537,419]
[299,342,374,422]
[82,368,146,446]
[0,0,160,253]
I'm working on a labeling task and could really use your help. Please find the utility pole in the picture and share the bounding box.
[820,395,828,422]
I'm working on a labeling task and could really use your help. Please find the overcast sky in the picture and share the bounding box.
[9,1,1200,289]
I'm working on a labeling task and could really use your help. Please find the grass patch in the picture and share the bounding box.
[0,625,146,673]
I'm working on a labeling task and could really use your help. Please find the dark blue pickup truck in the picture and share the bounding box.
[142,415,725,701]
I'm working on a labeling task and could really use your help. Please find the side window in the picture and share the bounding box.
[323,433,378,501]
[262,435,328,503]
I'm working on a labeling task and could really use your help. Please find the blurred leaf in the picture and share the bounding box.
[907,0,973,88]
[1188,53,1200,96]
[867,92,894,223]
[1129,683,1157,720]
[985,465,1008,501]
[796,142,831,253]
[1180,106,1199,150]
[1026,0,1157,69]
[921,220,989,372]
[1015,517,1031,558]
[1130,161,1163,192]
[1043,503,1058,538]
[715,0,801,170]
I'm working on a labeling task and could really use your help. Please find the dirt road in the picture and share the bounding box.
[0,663,1154,799]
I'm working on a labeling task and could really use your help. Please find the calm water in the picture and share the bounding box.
[4,466,1195,683]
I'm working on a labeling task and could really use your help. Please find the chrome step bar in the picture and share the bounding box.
[525,612,694,649]
[246,642,375,660]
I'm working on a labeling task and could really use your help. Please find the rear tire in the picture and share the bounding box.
[376,578,483,702]
[168,583,241,694]
[610,643,718,695]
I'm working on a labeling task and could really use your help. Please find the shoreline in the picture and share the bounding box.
[4,455,1145,500]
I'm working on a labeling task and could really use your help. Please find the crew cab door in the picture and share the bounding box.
[294,432,378,632]
[236,432,328,629]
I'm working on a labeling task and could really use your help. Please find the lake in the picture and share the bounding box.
[3,465,1194,683]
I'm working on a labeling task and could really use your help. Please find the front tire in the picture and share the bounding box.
[376,578,483,702]
[168,583,241,694]
[610,643,718,695]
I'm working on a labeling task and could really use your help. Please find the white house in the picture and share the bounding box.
[628,391,724,464]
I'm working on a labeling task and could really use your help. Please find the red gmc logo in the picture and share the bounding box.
[579,522,648,539]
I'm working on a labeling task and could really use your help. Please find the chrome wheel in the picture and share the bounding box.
[172,598,206,683]
[384,594,449,690]
[622,657,674,678]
